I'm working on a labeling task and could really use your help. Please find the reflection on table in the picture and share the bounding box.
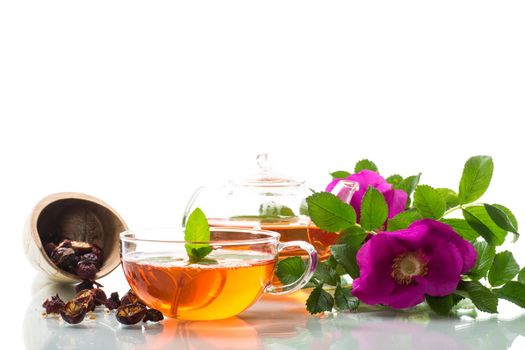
[24,277,525,350]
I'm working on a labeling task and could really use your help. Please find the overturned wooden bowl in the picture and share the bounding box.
[23,192,128,283]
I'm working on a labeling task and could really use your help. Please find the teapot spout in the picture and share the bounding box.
[330,180,359,205]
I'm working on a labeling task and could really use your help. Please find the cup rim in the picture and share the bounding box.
[119,227,281,246]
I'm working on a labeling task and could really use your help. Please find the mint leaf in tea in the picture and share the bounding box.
[184,208,213,261]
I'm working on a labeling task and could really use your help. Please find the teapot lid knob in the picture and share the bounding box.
[256,153,272,176]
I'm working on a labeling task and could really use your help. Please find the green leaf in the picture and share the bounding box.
[394,173,421,198]
[338,225,367,247]
[494,281,525,308]
[458,155,494,204]
[306,192,357,232]
[462,209,497,245]
[457,280,498,313]
[184,208,212,261]
[360,186,388,231]
[330,244,359,278]
[426,295,454,316]
[468,241,496,280]
[493,204,519,242]
[331,171,351,179]
[313,262,339,286]
[387,210,422,231]
[189,247,213,261]
[484,204,518,234]
[413,185,446,219]
[488,251,520,287]
[276,257,306,285]
[306,284,334,314]
[386,174,403,186]
[354,159,378,173]
[259,202,295,217]
[492,204,518,231]
[518,268,525,285]
[435,188,459,209]
[466,206,508,245]
[440,218,479,241]
[334,286,359,311]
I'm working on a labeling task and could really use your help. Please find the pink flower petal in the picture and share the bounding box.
[417,241,463,296]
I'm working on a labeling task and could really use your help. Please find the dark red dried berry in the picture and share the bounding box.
[91,288,107,306]
[73,289,96,312]
[74,280,103,293]
[42,294,65,314]
[75,263,97,280]
[61,300,87,324]
[80,253,100,268]
[50,247,79,273]
[105,292,121,310]
[91,244,104,262]
[44,243,57,256]
[116,304,147,325]
[120,289,143,306]
[143,308,164,323]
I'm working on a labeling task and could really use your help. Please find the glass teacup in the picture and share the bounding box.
[120,228,318,321]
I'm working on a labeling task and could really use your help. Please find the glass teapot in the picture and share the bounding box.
[182,154,358,259]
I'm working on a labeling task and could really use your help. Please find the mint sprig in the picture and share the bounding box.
[184,208,213,262]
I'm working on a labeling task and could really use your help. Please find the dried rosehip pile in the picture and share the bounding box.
[45,238,104,281]
[42,287,163,326]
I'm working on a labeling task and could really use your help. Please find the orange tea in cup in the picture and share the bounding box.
[120,228,318,321]
[123,251,275,320]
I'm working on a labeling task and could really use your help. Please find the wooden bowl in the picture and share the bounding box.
[23,192,128,283]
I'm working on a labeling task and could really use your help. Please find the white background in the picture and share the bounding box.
[1,1,524,348]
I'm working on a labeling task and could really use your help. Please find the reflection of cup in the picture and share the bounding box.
[120,228,318,321]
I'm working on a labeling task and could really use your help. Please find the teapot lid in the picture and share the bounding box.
[236,153,304,188]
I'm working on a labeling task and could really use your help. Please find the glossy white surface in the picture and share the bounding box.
[23,272,525,350]
[2,1,525,348]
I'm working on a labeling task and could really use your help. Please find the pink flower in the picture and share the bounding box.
[351,219,477,309]
[326,170,407,220]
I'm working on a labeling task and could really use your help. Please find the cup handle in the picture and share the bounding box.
[265,241,318,295]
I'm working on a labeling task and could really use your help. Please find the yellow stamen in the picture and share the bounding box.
[391,252,428,285]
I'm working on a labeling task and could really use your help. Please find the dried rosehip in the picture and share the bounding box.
[116,304,147,325]
[91,244,104,262]
[75,263,97,280]
[61,300,87,324]
[57,239,72,249]
[120,289,143,306]
[73,289,96,312]
[42,294,65,314]
[105,292,121,310]
[44,243,57,256]
[74,280,103,293]
[143,308,164,323]
[70,240,94,255]
[91,288,107,306]
[51,247,79,273]
[80,253,100,268]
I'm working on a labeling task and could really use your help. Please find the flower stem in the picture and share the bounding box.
[440,203,479,219]
[442,206,462,218]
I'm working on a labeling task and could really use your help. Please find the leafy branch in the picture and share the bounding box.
[277,156,524,316]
